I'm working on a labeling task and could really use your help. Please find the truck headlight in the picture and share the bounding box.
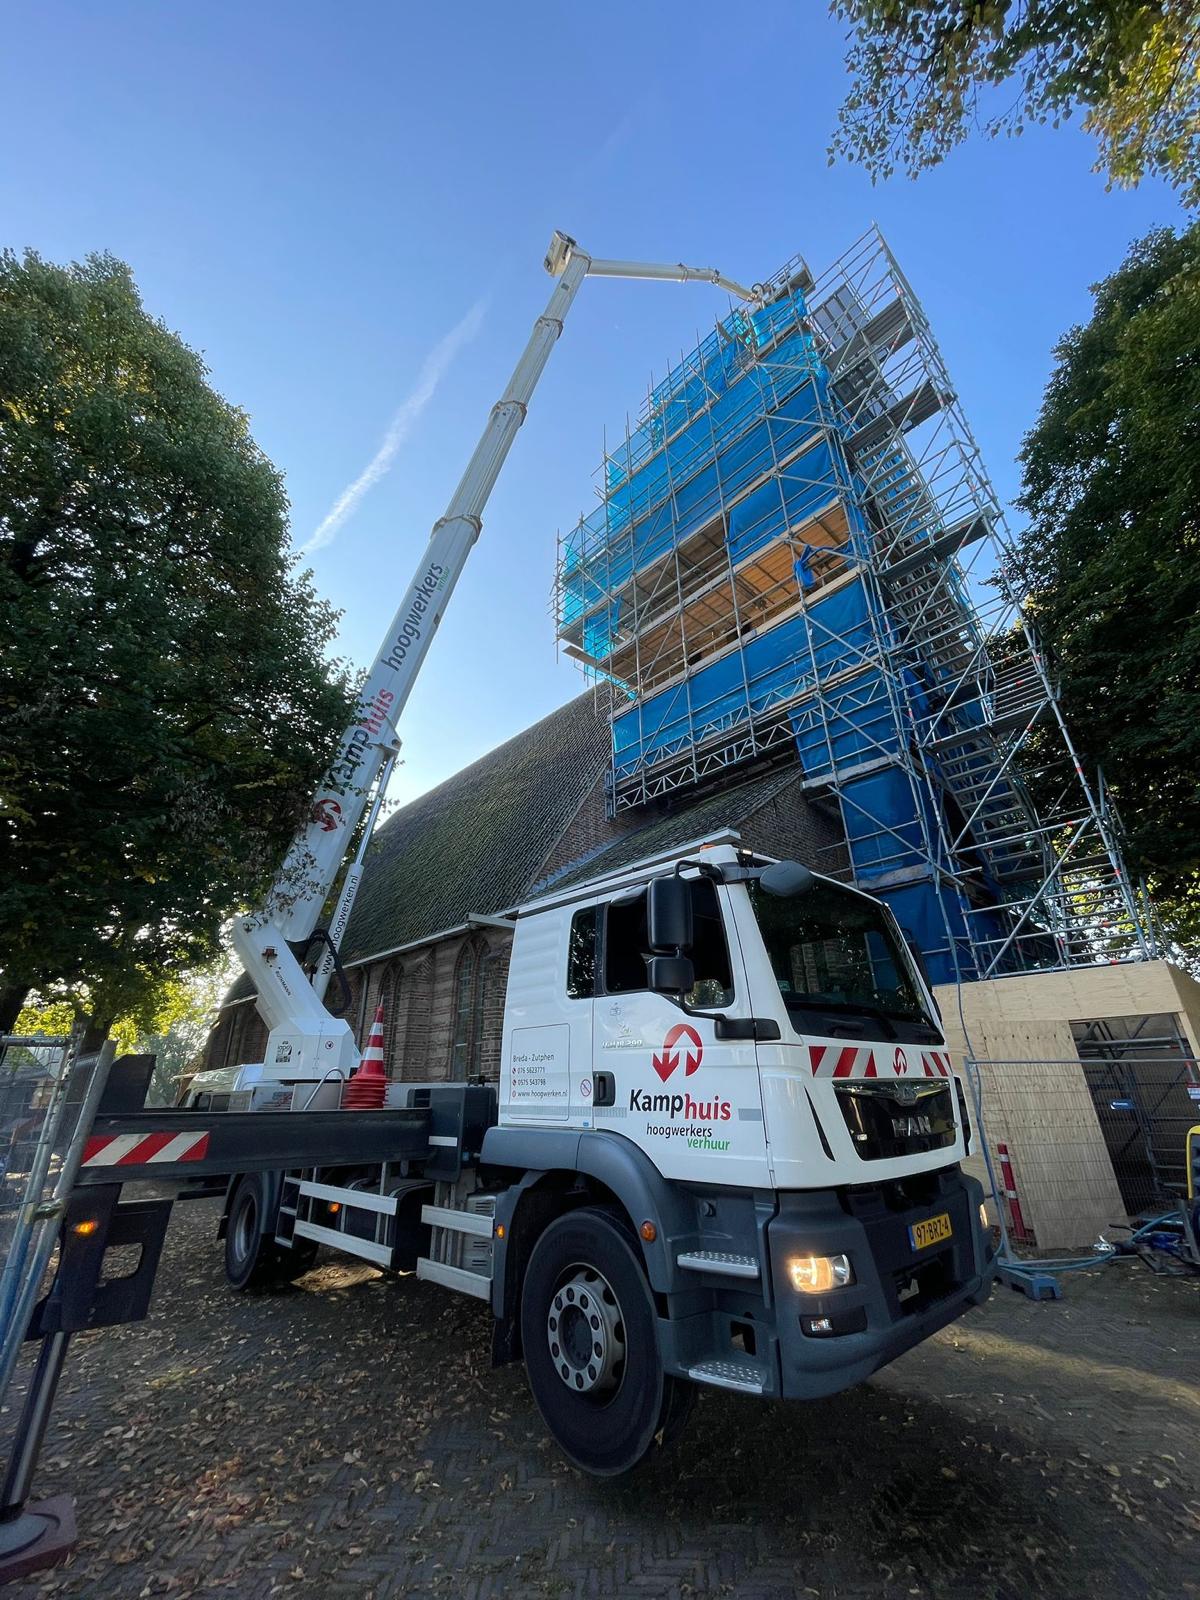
[787,1253,854,1293]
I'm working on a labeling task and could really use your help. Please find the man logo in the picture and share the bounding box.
[891,1114,933,1138]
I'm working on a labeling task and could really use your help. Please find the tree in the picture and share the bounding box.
[831,2,1200,206]
[16,959,234,1104]
[0,251,355,1033]
[1014,223,1200,948]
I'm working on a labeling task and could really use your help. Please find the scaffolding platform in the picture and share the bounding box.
[554,228,1158,984]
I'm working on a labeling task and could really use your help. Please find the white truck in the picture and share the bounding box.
[65,234,994,1482]
[209,837,993,1476]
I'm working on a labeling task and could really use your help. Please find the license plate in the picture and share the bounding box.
[909,1212,952,1251]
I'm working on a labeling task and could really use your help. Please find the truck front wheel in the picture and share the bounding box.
[519,1206,691,1476]
[224,1174,316,1291]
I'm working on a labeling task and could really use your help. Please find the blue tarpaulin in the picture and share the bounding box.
[613,578,879,777]
[560,272,1023,985]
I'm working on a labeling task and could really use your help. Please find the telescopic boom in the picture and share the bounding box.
[232,232,760,1082]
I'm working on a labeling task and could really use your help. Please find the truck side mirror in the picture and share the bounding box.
[646,954,696,996]
[647,875,693,952]
[759,860,815,897]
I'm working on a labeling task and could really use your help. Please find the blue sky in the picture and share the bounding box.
[3,1,1185,807]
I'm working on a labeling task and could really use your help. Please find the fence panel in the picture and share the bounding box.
[0,1036,112,1409]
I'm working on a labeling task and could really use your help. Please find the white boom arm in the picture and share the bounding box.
[232,232,759,1081]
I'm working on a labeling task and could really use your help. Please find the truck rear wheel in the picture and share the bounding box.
[519,1206,691,1476]
[224,1174,316,1291]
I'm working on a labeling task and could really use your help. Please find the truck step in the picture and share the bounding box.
[676,1250,760,1280]
[300,1179,397,1215]
[293,1219,391,1268]
[421,1203,493,1238]
[688,1357,766,1395]
[416,1257,491,1299]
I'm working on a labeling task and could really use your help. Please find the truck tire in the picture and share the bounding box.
[224,1174,316,1291]
[519,1206,691,1476]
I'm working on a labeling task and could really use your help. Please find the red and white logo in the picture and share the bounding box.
[893,1047,910,1076]
[312,797,343,833]
[652,1023,704,1083]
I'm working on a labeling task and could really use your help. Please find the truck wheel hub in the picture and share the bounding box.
[233,1193,256,1262]
[547,1266,624,1396]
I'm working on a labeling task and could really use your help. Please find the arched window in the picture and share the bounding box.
[404,950,434,1078]
[451,938,488,1076]
[350,973,369,1043]
[384,962,404,1074]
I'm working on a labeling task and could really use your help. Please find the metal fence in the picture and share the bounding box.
[1072,1016,1198,1212]
[962,1042,1200,1254]
[0,1035,113,1412]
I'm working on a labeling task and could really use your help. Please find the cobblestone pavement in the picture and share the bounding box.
[5,1200,1198,1600]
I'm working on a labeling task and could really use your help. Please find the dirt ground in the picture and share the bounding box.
[4,1199,1198,1600]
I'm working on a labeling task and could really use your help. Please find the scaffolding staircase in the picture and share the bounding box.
[818,265,1058,911]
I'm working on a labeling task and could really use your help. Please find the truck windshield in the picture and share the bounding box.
[746,879,937,1041]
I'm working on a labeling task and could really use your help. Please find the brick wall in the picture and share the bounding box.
[537,769,641,885]
[211,1002,265,1073]
[479,940,512,1079]
[740,782,849,878]
[344,927,516,1085]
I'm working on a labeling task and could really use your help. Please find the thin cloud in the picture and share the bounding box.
[299,297,488,557]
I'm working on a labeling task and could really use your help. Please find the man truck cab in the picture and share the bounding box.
[478,838,994,1470]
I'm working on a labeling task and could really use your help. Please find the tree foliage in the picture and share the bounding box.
[1014,223,1200,947]
[16,959,234,1104]
[832,2,1200,206]
[0,251,355,1028]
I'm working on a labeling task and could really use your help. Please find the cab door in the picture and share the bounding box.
[502,902,595,1128]
[590,877,771,1188]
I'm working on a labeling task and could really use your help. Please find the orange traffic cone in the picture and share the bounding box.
[343,1004,388,1109]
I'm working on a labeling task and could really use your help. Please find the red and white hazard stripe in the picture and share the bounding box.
[997,1141,1031,1241]
[81,1130,211,1168]
[360,1005,386,1067]
[807,1044,879,1078]
[807,1042,955,1080]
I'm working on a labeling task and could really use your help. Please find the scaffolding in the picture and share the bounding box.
[553,227,1159,985]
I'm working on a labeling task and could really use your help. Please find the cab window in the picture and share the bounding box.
[566,906,597,998]
[601,879,733,1007]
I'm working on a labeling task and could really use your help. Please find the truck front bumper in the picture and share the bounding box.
[767,1166,995,1400]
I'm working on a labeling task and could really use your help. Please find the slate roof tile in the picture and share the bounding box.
[534,765,805,893]
[222,694,806,1008]
[340,690,610,960]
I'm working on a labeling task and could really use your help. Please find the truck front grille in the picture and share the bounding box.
[834,1082,956,1161]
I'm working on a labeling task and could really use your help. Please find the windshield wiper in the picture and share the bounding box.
[841,1002,898,1040]
[906,1020,943,1042]
[784,997,898,1039]
[783,993,945,1039]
